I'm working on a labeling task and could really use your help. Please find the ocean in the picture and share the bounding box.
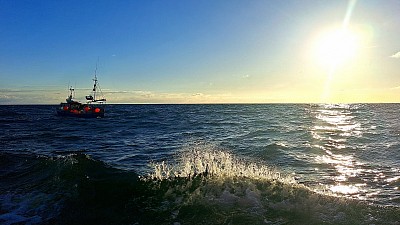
[0,104,399,224]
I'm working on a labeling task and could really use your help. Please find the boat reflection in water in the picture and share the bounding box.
[57,74,106,118]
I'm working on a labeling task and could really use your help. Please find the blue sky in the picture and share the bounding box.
[1,0,400,104]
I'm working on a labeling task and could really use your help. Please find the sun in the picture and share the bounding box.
[314,28,359,69]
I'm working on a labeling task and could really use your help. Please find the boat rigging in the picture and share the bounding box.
[57,69,107,118]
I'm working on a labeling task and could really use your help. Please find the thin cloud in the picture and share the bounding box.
[390,51,400,58]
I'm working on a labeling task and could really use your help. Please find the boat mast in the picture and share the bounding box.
[66,86,75,103]
[92,64,98,101]
[69,86,74,98]
[86,61,106,103]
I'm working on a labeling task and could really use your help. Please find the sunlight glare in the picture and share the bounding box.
[330,184,359,195]
[314,28,359,68]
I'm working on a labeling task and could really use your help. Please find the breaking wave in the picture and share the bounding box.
[1,145,400,224]
[147,143,294,184]
[143,143,400,225]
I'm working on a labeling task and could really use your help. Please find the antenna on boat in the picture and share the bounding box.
[66,81,74,98]
[93,59,99,100]
[85,58,106,104]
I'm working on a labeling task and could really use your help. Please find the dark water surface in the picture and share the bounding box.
[1,104,399,224]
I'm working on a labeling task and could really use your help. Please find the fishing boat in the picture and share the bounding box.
[57,73,106,118]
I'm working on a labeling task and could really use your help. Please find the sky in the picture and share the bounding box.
[1,0,400,104]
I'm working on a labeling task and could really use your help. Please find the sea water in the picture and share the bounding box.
[0,104,399,224]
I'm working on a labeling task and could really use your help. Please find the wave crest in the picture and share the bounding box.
[147,143,295,184]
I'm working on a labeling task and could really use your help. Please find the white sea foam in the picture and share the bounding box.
[147,143,295,184]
